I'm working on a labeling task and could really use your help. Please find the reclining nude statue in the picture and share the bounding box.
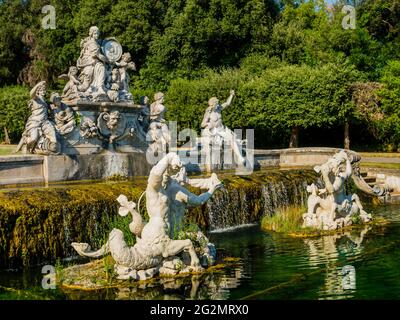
[72,153,222,280]
[302,150,372,231]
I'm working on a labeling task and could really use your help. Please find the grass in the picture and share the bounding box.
[261,205,307,234]
[0,145,15,155]
[361,162,400,170]
[359,152,400,158]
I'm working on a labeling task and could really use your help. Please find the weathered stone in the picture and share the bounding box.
[71,153,222,280]
[200,89,246,170]
[302,150,373,230]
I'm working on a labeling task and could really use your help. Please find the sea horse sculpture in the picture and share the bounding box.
[302,150,372,230]
[72,152,222,279]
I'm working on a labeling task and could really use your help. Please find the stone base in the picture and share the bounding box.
[44,152,151,182]
[0,152,151,187]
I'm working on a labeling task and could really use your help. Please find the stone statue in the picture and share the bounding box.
[302,150,372,230]
[58,66,82,101]
[76,26,109,101]
[97,110,126,144]
[49,93,75,135]
[71,153,222,280]
[148,92,171,155]
[15,81,60,155]
[106,68,122,102]
[60,26,136,103]
[201,90,245,167]
[115,52,136,101]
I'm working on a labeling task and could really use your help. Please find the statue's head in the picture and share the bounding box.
[105,111,121,130]
[30,81,47,99]
[107,111,121,129]
[121,52,131,62]
[89,26,100,40]
[140,96,150,105]
[69,66,78,76]
[50,92,62,106]
[208,97,219,108]
[154,92,164,103]
[172,167,188,185]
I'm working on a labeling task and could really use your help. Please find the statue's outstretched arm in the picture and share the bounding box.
[187,173,220,190]
[221,89,235,109]
[175,188,213,207]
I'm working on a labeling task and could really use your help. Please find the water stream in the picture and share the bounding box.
[1,204,399,300]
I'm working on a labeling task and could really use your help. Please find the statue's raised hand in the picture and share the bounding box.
[230,89,235,96]
[209,173,223,193]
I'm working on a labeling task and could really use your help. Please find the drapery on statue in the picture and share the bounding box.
[72,153,222,280]
[15,81,59,155]
[76,26,108,100]
[302,150,372,231]
[201,89,246,167]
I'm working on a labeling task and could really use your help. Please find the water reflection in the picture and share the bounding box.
[303,225,372,299]
[61,261,246,300]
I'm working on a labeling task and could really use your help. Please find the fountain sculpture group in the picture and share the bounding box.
[302,150,372,230]
[15,25,245,174]
[13,26,376,283]
[72,152,222,280]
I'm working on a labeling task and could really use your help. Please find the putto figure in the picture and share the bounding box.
[15,81,59,155]
[148,92,171,156]
[115,52,136,101]
[59,66,81,101]
[49,92,75,135]
[302,150,372,230]
[201,89,246,168]
[72,153,222,280]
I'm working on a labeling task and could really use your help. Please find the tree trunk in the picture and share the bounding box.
[344,122,350,150]
[289,126,299,148]
[3,127,11,145]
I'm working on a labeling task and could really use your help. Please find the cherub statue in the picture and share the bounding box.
[106,68,122,102]
[49,92,75,135]
[115,52,136,100]
[147,92,171,155]
[59,66,81,101]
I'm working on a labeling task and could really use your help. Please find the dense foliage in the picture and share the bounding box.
[1,0,400,149]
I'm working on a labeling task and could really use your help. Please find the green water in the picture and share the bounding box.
[1,204,400,300]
